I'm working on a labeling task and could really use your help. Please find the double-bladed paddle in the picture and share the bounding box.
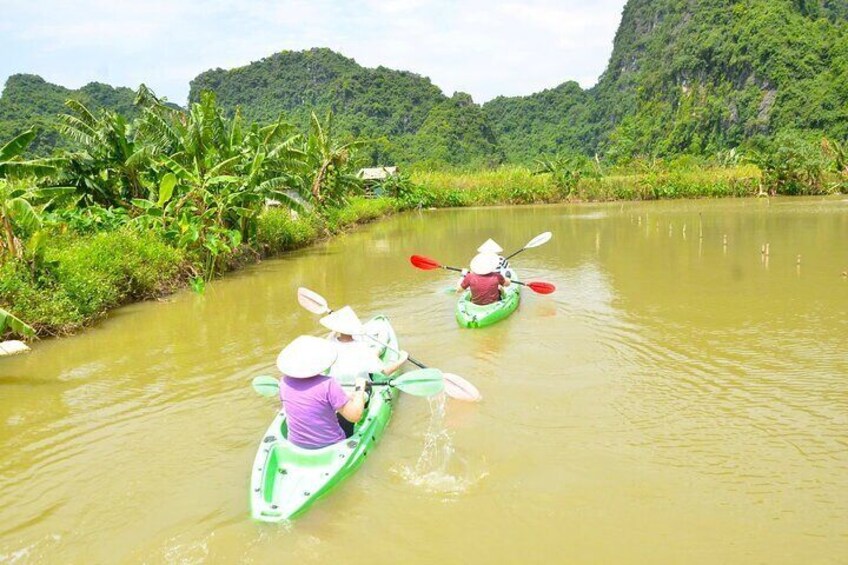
[252,369,445,398]
[296,287,483,402]
[409,255,556,295]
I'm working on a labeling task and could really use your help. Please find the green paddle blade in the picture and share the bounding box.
[389,368,444,397]
[252,375,280,397]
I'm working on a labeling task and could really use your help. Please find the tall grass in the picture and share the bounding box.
[0,229,186,335]
[411,165,764,205]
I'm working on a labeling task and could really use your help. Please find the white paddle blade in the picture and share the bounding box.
[443,373,483,402]
[297,287,330,314]
[525,231,552,249]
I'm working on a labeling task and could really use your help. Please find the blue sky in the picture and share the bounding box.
[1,0,628,105]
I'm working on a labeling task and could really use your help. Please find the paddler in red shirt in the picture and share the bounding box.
[457,252,511,305]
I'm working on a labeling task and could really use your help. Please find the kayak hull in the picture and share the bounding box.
[249,315,401,522]
[455,271,521,328]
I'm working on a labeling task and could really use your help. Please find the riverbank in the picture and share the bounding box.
[0,197,403,338]
[2,163,845,340]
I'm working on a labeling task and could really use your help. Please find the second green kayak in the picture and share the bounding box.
[455,270,521,328]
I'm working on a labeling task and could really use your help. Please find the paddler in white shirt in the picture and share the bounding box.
[320,306,409,386]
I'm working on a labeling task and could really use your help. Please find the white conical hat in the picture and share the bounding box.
[319,306,365,336]
[276,335,338,378]
[470,253,500,275]
[477,238,503,254]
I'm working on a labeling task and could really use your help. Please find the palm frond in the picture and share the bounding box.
[8,197,42,231]
[160,155,197,184]
[207,155,241,177]
[0,160,57,178]
[138,109,182,152]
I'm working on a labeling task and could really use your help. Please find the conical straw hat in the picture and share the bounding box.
[276,335,338,378]
[470,253,500,275]
[477,238,503,254]
[319,306,365,336]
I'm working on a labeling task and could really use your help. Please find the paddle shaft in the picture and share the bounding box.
[504,248,526,261]
[296,286,480,401]
[364,334,426,369]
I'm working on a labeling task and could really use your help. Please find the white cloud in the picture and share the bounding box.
[0,0,628,105]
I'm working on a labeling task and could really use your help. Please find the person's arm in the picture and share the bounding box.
[501,273,511,287]
[338,378,367,423]
[456,270,470,292]
[381,350,409,375]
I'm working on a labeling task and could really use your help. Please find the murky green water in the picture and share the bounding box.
[1,197,846,563]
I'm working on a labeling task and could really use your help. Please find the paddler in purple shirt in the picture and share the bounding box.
[276,335,368,449]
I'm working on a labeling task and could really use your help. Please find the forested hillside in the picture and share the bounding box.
[2,0,847,165]
[189,48,504,167]
[0,74,138,155]
[483,81,593,163]
[590,0,848,156]
[485,0,848,160]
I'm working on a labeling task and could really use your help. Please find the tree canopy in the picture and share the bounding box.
[2,0,847,165]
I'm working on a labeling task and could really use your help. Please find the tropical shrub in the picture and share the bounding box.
[255,208,319,255]
[747,132,830,194]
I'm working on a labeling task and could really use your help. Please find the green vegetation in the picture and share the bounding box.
[0,86,410,338]
[486,0,848,161]
[0,74,139,156]
[3,1,848,166]
[412,163,768,205]
[189,48,504,167]
[2,0,848,340]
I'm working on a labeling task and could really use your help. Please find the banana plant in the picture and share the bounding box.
[57,100,152,206]
[0,129,58,179]
[0,178,75,260]
[821,137,848,174]
[0,180,44,259]
[303,111,364,208]
[0,307,35,338]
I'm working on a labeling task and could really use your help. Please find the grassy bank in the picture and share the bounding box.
[410,165,770,205]
[4,161,845,340]
[0,197,401,337]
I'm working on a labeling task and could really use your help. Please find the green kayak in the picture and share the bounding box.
[249,315,401,522]
[455,270,521,328]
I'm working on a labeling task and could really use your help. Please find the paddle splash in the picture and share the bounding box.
[394,394,488,496]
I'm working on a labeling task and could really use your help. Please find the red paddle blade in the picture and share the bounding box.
[527,281,556,294]
[410,255,442,270]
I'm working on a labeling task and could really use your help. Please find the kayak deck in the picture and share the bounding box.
[455,270,521,329]
[250,315,400,522]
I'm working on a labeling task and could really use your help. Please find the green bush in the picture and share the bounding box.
[0,261,83,334]
[747,132,831,195]
[255,208,320,255]
[0,229,185,335]
[46,230,185,317]
[324,197,401,232]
